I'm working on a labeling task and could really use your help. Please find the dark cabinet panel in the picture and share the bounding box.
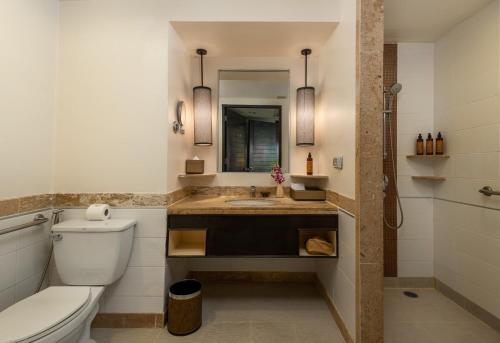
[167,214,338,258]
[205,217,297,256]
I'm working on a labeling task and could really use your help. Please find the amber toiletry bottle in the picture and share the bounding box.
[426,133,434,155]
[435,132,444,155]
[307,153,313,175]
[416,134,424,155]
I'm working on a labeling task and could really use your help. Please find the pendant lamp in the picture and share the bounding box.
[193,48,212,146]
[296,48,315,146]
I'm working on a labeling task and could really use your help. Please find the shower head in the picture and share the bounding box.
[389,83,402,95]
[383,83,402,114]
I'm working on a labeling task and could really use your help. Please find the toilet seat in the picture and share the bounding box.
[0,286,91,343]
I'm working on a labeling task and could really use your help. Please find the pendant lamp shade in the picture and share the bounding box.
[296,86,315,146]
[193,49,212,146]
[193,86,212,145]
[296,49,315,146]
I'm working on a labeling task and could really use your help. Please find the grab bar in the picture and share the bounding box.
[0,214,48,236]
[479,186,500,197]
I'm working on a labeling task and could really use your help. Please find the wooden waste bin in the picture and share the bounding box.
[167,279,202,335]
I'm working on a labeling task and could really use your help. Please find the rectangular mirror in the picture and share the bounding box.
[218,70,290,173]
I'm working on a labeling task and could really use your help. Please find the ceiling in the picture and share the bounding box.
[385,0,493,42]
[171,22,337,57]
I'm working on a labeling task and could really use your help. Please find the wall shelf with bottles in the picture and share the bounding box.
[406,155,450,159]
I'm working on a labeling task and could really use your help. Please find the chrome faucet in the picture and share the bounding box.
[250,186,257,198]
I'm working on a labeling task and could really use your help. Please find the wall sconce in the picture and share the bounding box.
[296,48,315,146]
[173,101,186,134]
[193,48,212,146]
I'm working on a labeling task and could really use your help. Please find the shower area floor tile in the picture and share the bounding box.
[384,288,500,343]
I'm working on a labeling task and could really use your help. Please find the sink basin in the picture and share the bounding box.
[225,199,275,206]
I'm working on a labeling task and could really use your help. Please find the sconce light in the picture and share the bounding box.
[173,101,186,134]
[296,48,315,146]
[193,48,212,146]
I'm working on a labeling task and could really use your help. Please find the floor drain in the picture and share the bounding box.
[403,291,419,298]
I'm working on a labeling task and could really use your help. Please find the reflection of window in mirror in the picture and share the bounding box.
[218,70,290,173]
[223,105,281,172]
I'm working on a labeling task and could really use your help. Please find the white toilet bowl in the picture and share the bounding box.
[0,218,136,343]
[0,286,103,343]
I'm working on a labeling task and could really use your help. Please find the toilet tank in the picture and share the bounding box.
[51,219,136,286]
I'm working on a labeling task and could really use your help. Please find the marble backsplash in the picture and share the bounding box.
[0,186,355,218]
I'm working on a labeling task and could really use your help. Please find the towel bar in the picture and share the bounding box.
[0,214,48,236]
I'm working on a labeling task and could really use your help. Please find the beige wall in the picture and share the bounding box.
[54,0,342,194]
[0,0,58,199]
[315,0,357,339]
[397,43,435,277]
[167,25,194,192]
[0,0,58,310]
[165,0,339,22]
[434,0,500,318]
[55,0,169,193]
[317,0,356,199]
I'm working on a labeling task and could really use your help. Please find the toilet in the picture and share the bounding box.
[0,218,136,343]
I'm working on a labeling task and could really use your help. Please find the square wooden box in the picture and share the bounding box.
[185,160,204,174]
[290,188,326,201]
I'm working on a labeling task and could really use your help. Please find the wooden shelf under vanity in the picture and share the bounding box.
[298,229,337,258]
[178,173,217,179]
[167,229,207,257]
[167,215,338,258]
[290,174,329,180]
[406,155,450,159]
[411,176,446,181]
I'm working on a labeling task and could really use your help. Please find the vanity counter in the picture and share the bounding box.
[167,195,338,215]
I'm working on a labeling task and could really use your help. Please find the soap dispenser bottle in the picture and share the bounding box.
[435,132,444,155]
[416,134,424,155]
[426,133,434,155]
[307,153,313,175]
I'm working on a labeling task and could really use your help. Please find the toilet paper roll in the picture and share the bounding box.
[85,204,111,221]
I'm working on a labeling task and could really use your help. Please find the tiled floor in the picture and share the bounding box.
[91,284,500,343]
[91,282,345,343]
[384,288,500,343]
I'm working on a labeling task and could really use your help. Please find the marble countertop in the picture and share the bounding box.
[167,195,338,215]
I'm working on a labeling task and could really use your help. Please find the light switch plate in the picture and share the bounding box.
[333,156,343,169]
